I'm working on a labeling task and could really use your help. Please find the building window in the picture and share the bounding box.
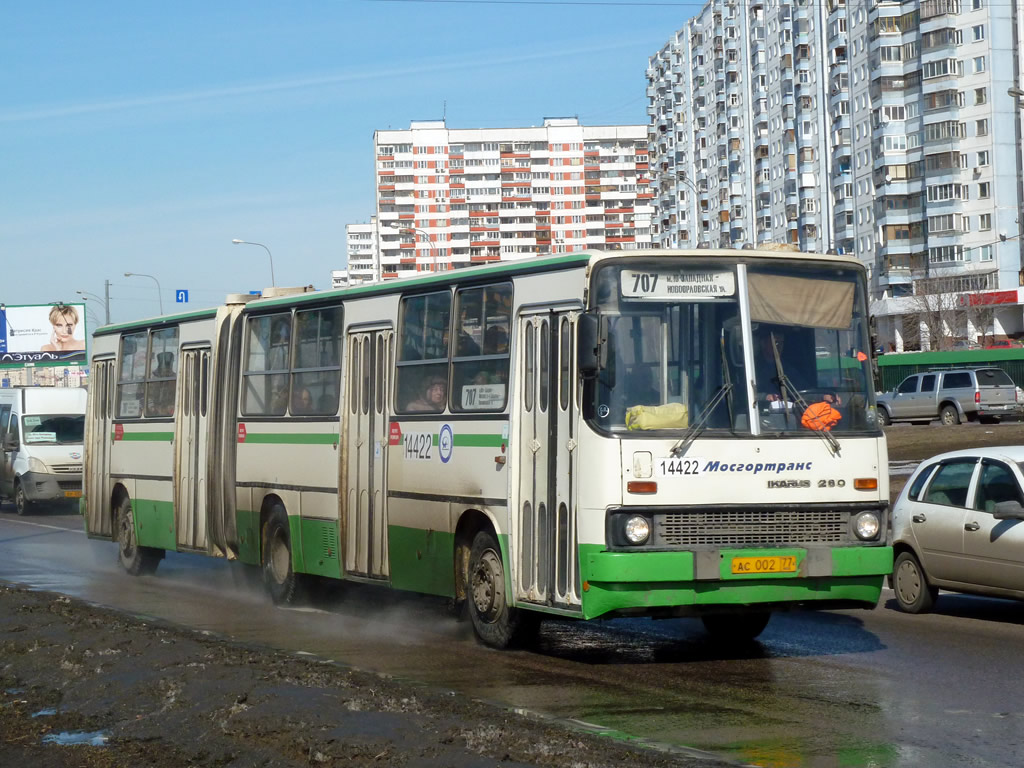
[976,88,988,105]
[976,119,989,137]
[979,245,993,261]
[978,182,991,199]
[972,24,985,40]
[973,56,986,73]
[977,150,990,166]
[979,213,992,230]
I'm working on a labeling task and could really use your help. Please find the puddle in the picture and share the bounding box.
[42,730,109,746]
[32,708,57,717]
[4,688,25,695]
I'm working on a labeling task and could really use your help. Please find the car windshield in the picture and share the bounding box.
[586,261,750,434]
[748,263,877,434]
[21,414,85,445]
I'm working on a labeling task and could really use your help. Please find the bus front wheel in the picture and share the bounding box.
[116,495,161,576]
[701,611,771,643]
[262,505,298,605]
[467,530,537,649]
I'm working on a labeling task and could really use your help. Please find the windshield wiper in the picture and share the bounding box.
[670,382,733,458]
[769,332,840,457]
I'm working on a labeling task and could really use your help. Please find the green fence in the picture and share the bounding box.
[876,349,1024,391]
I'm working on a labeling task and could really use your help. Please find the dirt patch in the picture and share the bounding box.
[0,585,730,768]
[884,421,1024,462]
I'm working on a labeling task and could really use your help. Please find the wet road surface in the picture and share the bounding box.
[1,506,1023,767]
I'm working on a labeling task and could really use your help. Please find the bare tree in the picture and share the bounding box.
[965,296,997,346]
[908,276,968,351]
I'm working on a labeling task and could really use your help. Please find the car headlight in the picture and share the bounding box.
[854,511,880,540]
[624,515,651,545]
[28,457,48,474]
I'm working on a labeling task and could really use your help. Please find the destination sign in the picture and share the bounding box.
[620,269,735,300]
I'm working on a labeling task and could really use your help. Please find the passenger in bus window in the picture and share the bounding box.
[406,376,446,412]
[292,387,314,414]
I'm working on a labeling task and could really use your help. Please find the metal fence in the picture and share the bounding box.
[876,349,1024,391]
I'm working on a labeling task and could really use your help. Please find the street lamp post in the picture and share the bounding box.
[76,290,110,325]
[232,239,276,287]
[124,272,164,314]
[387,223,439,273]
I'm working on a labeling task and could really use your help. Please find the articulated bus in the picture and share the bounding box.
[83,249,891,647]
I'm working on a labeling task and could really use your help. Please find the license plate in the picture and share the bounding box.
[731,555,797,575]
[64,490,82,498]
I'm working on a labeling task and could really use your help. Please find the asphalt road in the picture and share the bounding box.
[1,506,1022,767]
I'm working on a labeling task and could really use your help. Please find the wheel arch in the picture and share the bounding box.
[453,507,501,604]
[258,493,287,558]
[939,399,965,418]
[110,483,130,541]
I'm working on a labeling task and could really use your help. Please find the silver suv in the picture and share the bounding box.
[877,367,1017,426]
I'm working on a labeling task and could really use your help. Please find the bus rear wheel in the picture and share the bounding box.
[467,530,537,649]
[701,611,771,643]
[116,495,161,576]
[262,505,299,605]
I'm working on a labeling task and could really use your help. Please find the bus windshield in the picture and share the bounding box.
[749,263,876,434]
[21,414,85,445]
[586,258,877,435]
[587,261,750,434]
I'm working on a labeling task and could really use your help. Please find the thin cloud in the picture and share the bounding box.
[1,39,646,124]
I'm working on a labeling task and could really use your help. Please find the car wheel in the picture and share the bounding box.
[939,405,960,426]
[14,482,31,516]
[893,551,937,614]
[877,408,891,427]
[701,611,771,643]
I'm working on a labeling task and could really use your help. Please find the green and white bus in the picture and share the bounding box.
[83,249,891,647]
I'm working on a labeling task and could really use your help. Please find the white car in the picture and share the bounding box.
[891,446,1024,613]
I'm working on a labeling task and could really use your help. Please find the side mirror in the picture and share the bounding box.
[993,500,1024,520]
[577,313,600,380]
[3,435,18,452]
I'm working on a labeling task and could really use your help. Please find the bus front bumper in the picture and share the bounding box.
[577,545,893,620]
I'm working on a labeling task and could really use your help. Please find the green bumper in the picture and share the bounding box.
[578,545,893,620]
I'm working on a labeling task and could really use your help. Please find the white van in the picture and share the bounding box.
[0,387,88,515]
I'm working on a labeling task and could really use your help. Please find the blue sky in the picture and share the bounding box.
[3,0,695,327]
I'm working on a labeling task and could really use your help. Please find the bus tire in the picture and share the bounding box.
[262,505,298,605]
[116,494,161,576]
[467,530,535,649]
[14,481,31,516]
[701,611,771,643]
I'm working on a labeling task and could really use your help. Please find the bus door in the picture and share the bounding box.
[86,358,116,537]
[515,311,582,611]
[175,347,211,551]
[343,329,392,580]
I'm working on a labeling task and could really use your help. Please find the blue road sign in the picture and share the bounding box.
[176,290,189,303]
[249,290,261,295]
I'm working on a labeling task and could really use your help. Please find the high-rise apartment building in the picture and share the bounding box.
[371,118,653,278]
[345,219,378,284]
[651,0,1024,348]
[648,0,833,252]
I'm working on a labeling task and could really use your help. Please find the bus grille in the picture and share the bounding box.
[57,480,82,491]
[658,508,848,547]
[50,464,82,474]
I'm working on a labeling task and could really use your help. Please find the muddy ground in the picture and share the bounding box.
[0,584,732,768]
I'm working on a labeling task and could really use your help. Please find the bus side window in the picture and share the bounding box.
[242,313,292,416]
[395,291,451,414]
[116,331,148,419]
[292,306,343,415]
[451,282,512,413]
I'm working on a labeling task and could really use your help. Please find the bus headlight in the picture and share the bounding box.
[28,457,48,474]
[854,511,880,540]
[624,515,651,545]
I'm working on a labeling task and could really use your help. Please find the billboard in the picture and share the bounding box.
[0,303,87,367]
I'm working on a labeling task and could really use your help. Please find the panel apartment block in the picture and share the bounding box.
[371,119,653,279]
